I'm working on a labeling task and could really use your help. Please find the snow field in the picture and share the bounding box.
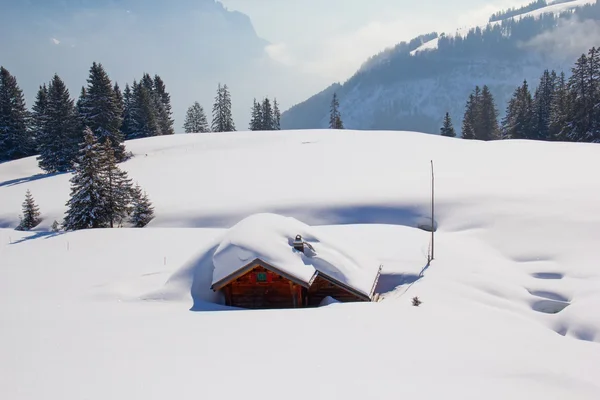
[1,129,600,399]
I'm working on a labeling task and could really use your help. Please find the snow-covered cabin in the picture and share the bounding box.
[210,213,382,309]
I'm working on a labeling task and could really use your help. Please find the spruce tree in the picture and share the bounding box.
[502,80,534,140]
[16,189,41,231]
[329,93,344,129]
[99,139,133,228]
[586,47,600,142]
[81,62,126,161]
[249,99,263,131]
[121,83,135,139]
[532,70,556,141]
[261,97,274,130]
[549,72,572,141]
[0,66,34,161]
[130,81,160,139]
[273,98,281,130]
[153,75,175,135]
[567,53,590,142]
[183,102,209,133]
[479,85,500,140]
[211,84,235,132]
[440,112,456,137]
[37,74,81,173]
[63,128,107,231]
[114,83,124,120]
[462,85,498,140]
[462,92,478,139]
[31,84,49,152]
[129,184,155,227]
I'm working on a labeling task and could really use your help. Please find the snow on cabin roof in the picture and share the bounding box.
[211,213,382,299]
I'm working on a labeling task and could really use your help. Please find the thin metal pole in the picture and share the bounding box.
[431,160,435,261]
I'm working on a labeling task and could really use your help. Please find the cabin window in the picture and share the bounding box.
[256,272,268,282]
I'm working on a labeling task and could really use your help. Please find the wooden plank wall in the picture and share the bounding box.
[227,266,302,309]
[306,275,365,306]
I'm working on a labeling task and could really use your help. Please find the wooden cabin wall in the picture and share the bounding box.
[225,266,302,309]
[306,275,365,306]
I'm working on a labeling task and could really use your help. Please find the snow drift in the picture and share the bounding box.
[1,129,600,400]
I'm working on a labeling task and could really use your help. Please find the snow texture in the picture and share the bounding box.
[1,129,600,400]
[211,212,381,297]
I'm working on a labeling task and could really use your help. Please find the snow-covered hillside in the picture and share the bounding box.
[410,0,596,56]
[1,131,600,399]
[281,1,599,133]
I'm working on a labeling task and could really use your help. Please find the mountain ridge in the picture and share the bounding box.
[281,0,599,134]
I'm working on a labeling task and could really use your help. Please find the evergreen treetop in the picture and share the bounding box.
[63,128,107,231]
[440,112,456,137]
[81,62,126,161]
[16,189,41,231]
[37,74,81,173]
[0,66,34,161]
[329,93,344,129]
[183,102,210,133]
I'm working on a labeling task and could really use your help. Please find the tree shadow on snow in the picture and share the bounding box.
[10,231,65,244]
[0,171,66,188]
[186,203,438,231]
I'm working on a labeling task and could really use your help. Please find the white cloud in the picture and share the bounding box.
[264,1,529,81]
[520,16,600,60]
[51,38,60,45]
[266,18,435,81]
[265,43,295,66]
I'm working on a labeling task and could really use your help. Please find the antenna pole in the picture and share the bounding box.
[431,160,435,261]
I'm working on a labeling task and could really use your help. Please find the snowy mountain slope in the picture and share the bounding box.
[410,0,596,56]
[281,1,599,133]
[1,131,600,399]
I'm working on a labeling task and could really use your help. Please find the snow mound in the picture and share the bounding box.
[212,213,381,297]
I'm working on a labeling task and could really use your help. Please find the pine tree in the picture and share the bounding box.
[37,74,81,173]
[153,75,175,135]
[129,80,160,139]
[63,128,107,231]
[567,53,589,142]
[211,84,235,132]
[16,189,41,231]
[31,84,49,152]
[273,98,281,130]
[183,102,210,133]
[129,184,155,227]
[99,139,133,228]
[479,85,500,140]
[462,92,478,139]
[249,98,263,131]
[549,72,572,141]
[81,62,126,161]
[502,80,534,140]
[532,70,556,140]
[261,97,274,130]
[440,112,456,137]
[114,83,124,121]
[462,85,498,140]
[586,47,600,142]
[76,87,88,117]
[0,66,34,161]
[329,93,344,129]
[121,83,135,139]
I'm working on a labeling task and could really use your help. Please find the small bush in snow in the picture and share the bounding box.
[51,220,60,232]
[412,296,422,307]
